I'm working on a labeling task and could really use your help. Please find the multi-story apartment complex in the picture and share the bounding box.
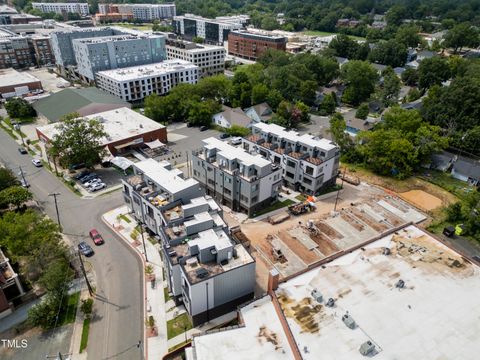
[173,14,249,44]
[50,27,123,68]
[96,60,199,102]
[29,35,55,66]
[72,33,166,81]
[165,38,225,77]
[191,137,283,216]
[0,35,34,69]
[98,3,176,21]
[122,158,204,235]
[228,30,287,61]
[243,123,340,195]
[31,2,89,16]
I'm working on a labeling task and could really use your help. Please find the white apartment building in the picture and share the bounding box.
[173,14,249,44]
[96,60,199,102]
[31,2,89,16]
[191,137,283,216]
[99,3,176,20]
[165,38,225,77]
[243,123,340,195]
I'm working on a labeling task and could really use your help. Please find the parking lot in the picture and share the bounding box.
[72,167,124,196]
[25,68,71,94]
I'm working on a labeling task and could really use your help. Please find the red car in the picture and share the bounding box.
[89,229,104,245]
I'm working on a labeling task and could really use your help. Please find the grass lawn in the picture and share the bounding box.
[79,318,90,353]
[295,194,307,201]
[58,291,80,327]
[164,287,171,302]
[0,122,18,140]
[252,199,295,217]
[167,313,192,340]
[119,214,131,223]
[418,170,474,201]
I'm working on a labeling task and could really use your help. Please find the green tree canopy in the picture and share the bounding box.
[444,23,480,54]
[417,57,451,89]
[49,113,107,168]
[5,98,36,119]
[368,39,408,67]
[0,186,32,209]
[340,60,378,105]
[0,168,18,191]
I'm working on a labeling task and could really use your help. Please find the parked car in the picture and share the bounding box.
[89,229,104,245]
[89,182,106,192]
[186,122,193,127]
[230,137,242,145]
[20,179,29,188]
[31,159,42,167]
[220,133,230,139]
[74,170,90,180]
[84,178,102,188]
[80,174,97,183]
[78,241,94,257]
[199,125,208,132]
[18,147,27,154]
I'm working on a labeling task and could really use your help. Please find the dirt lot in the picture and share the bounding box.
[399,190,443,212]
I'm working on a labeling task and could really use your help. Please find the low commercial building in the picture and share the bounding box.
[98,3,176,21]
[122,158,204,234]
[0,68,43,99]
[31,2,90,16]
[96,60,199,102]
[228,30,287,61]
[243,123,340,195]
[33,87,130,122]
[165,38,225,77]
[72,33,166,81]
[191,137,283,216]
[9,14,42,24]
[188,225,480,360]
[173,14,249,44]
[36,107,166,156]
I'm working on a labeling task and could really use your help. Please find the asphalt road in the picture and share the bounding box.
[0,129,144,360]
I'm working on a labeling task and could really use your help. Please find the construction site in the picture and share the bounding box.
[235,182,427,288]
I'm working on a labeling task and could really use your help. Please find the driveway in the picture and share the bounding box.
[0,129,144,360]
[297,114,332,139]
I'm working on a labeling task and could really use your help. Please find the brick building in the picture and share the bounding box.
[227,30,287,61]
[0,68,43,98]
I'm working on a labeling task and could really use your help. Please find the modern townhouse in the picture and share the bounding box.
[243,123,340,195]
[122,159,204,235]
[191,137,283,216]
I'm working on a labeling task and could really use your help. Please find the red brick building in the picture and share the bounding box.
[228,30,287,61]
[0,68,43,98]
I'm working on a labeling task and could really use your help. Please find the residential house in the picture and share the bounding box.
[212,105,252,129]
[451,156,480,186]
[244,102,273,124]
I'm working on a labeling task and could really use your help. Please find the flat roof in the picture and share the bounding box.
[0,68,40,87]
[253,122,337,151]
[189,296,295,360]
[276,225,480,360]
[36,107,163,145]
[203,137,271,167]
[134,158,199,195]
[230,29,287,40]
[96,60,198,82]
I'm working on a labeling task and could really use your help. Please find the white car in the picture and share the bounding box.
[84,178,101,187]
[230,137,242,145]
[32,159,42,167]
[89,182,106,192]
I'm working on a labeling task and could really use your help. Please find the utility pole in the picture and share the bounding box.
[19,166,26,184]
[139,203,148,262]
[49,192,62,230]
[78,249,93,296]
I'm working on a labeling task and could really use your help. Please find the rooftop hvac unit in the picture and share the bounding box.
[342,314,356,329]
[396,279,405,289]
[359,341,376,356]
[195,267,208,279]
[383,247,391,256]
[185,257,198,267]
[311,289,323,303]
[326,298,335,307]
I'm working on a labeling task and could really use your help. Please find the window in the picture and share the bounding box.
[287,160,296,168]
[123,185,130,195]
[224,188,231,195]
[208,179,215,186]
[303,178,312,185]
[305,166,314,175]
[286,171,294,179]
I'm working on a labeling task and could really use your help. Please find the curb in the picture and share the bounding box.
[101,212,148,360]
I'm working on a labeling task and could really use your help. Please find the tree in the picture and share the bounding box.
[38,258,72,299]
[418,57,450,89]
[80,298,94,319]
[192,36,204,44]
[251,83,269,105]
[355,103,369,119]
[368,39,408,67]
[196,75,231,102]
[5,98,36,119]
[329,113,353,155]
[0,168,18,191]
[378,67,401,106]
[0,186,32,209]
[341,60,378,105]
[266,89,283,110]
[329,34,368,60]
[320,93,336,115]
[444,23,480,54]
[401,68,418,86]
[395,24,421,48]
[187,100,221,127]
[49,113,107,168]
[225,125,250,137]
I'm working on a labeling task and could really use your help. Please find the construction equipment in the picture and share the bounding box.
[288,198,316,216]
